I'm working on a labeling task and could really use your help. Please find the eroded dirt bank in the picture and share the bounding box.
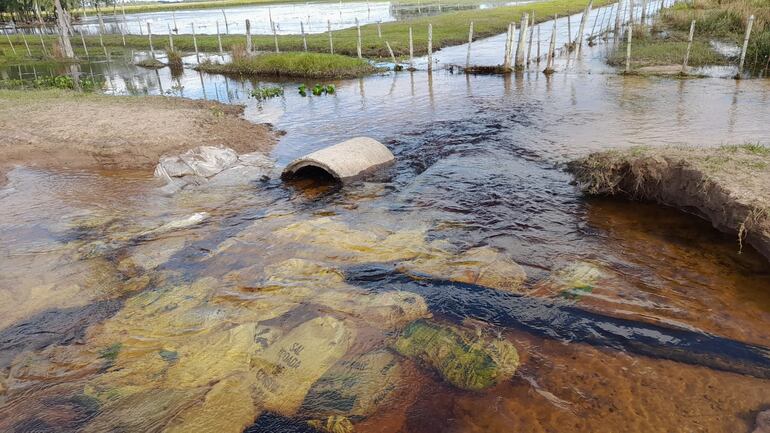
[0,90,277,182]
[568,145,770,262]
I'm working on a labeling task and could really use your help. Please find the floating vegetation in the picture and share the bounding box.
[250,86,284,100]
[298,83,336,97]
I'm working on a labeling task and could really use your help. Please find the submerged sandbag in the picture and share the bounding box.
[156,146,238,179]
[163,376,259,433]
[300,350,404,419]
[399,246,527,292]
[313,290,430,330]
[534,261,604,299]
[282,137,394,182]
[393,320,519,391]
[155,146,274,191]
[251,316,355,416]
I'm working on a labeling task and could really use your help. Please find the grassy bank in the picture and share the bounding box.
[196,52,380,78]
[610,0,769,75]
[2,0,612,63]
[607,25,728,69]
[568,144,770,261]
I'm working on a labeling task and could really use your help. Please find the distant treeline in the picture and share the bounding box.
[0,0,118,24]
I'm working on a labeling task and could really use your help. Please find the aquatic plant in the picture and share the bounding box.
[298,83,336,97]
[250,85,284,100]
[393,320,519,391]
[2,75,104,91]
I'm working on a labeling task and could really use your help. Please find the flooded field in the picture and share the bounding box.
[2,6,770,433]
[70,0,517,36]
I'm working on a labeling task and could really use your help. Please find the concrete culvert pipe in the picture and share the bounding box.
[282,137,395,182]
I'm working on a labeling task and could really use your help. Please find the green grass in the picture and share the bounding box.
[196,52,379,78]
[608,38,727,67]
[720,142,770,156]
[1,0,612,64]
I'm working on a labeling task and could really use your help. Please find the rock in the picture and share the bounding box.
[163,376,259,433]
[251,316,354,416]
[307,416,355,433]
[399,246,527,292]
[754,410,770,433]
[393,320,519,391]
[300,350,404,419]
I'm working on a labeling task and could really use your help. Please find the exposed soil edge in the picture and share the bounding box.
[0,91,280,186]
[567,148,770,262]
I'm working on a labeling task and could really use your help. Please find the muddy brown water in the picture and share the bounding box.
[2,9,770,432]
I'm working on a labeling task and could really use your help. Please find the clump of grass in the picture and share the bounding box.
[135,57,166,69]
[166,48,183,68]
[720,142,770,155]
[0,75,103,91]
[250,85,284,100]
[197,52,379,79]
[231,44,247,61]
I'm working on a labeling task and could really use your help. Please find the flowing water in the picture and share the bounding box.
[1,4,770,432]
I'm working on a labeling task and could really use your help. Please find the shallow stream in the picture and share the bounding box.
[1,5,770,432]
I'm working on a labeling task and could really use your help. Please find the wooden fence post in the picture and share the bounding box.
[614,0,622,37]
[377,20,382,38]
[503,22,512,69]
[427,23,433,72]
[409,27,414,69]
[221,9,229,34]
[386,41,398,68]
[172,10,178,32]
[465,21,473,69]
[576,1,592,55]
[536,23,541,62]
[681,19,695,74]
[245,19,252,54]
[544,15,557,73]
[640,0,647,25]
[147,23,155,59]
[515,14,528,69]
[270,9,279,53]
[22,31,32,56]
[2,29,16,55]
[38,30,49,56]
[737,15,755,77]
[625,23,632,73]
[301,21,307,51]
[216,20,223,54]
[356,18,362,58]
[328,19,334,54]
[527,12,535,64]
[192,22,200,64]
[167,24,174,51]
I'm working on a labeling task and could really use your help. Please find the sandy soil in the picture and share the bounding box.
[0,90,278,183]
[568,145,770,262]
